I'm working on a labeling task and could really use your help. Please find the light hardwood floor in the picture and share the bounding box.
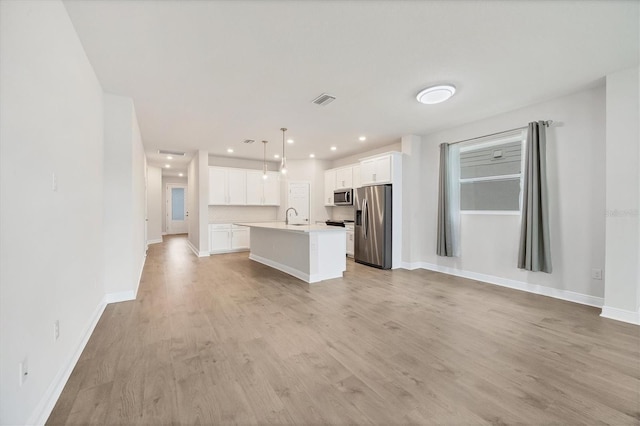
[47,235,640,425]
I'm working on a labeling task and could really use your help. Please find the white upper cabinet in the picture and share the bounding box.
[209,167,246,205]
[359,154,395,186]
[246,170,280,206]
[335,167,353,189]
[324,169,336,206]
[245,171,263,205]
[209,167,227,205]
[227,169,247,204]
[352,165,361,189]
[263,172,281,205]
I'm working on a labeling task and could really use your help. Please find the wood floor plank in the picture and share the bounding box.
[47,235,640,425]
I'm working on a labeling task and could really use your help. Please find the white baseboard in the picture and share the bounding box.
[186,239,209,257]
[401,261,604,309]
[601,306,640,325]
[250,253,311,283]
[27,297,107,426]
[104,290,135,304]
[146,238,163,244]
[210,248,250,255]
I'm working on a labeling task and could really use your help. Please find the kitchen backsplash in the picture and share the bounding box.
[332,206,355,222]
[209,206,279,223]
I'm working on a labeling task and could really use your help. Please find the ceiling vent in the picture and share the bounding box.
[158,149,185,156]
[312,93,336,106]
[243,139,255,144]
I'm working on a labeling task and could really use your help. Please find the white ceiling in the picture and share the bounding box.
[63,0,638,174]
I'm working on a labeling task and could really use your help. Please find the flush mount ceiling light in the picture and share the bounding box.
[165,164,171,168]
[416,84,456,104]
[359,136,366,141]
[330,146,337,151]
[280,127,288,175]
[309,154,315,158]
[178,173,183,177]
[287,139,294,144]
[227,148,234,153]
[274,154,280,159]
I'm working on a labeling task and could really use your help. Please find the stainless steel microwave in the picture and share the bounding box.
[334,189,353,206]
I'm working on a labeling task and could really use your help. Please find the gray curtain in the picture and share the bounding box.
[437,143,453,257]
[518,121,552,272]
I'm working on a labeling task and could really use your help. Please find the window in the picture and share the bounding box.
[458,131,525,213]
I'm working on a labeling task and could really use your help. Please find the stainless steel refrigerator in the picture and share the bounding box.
[354,184,392,269]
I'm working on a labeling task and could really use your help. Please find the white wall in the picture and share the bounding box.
[103,94,147,300]
[147,166,163,243]
[0,1,105,424]
[209,206,278,223]
[417,84,607,305]
[401,135,423,265]
[602,66,640,323]
[277,159,332,224]
[187,151,210,256]
[209,155,279,170]
[331,142,402,168]
[161,175,187,232]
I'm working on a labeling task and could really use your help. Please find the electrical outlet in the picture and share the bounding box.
[591,268,603,280]
[54,320,60,341]
[19,357,28,386]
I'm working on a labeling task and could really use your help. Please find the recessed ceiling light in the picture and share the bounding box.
[178,173,183,177]
[359,136,366,141]
[274,154,280,159]
[287,139,294,144]
[167,155,173,160]
[416,84,456,104]
[309,154,315,158]
[165,164,171,168]
[227,148,234,153]
[330,146,337,151]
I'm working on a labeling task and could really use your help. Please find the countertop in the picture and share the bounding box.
[234,221,347,233]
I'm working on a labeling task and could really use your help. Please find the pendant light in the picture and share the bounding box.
[261,140,268,180]
[280,127,288,175]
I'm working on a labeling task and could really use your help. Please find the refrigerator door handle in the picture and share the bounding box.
[363,198,368,240]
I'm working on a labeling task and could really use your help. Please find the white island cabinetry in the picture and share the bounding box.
[236,222,346,283]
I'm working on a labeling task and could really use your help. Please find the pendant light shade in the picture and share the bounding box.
[262,140,268,180]
[280,127,288,175]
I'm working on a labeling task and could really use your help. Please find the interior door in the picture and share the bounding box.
[287,181,310,224]
[167,184,188,234]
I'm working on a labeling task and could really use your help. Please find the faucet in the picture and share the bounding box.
[285,207,298,225]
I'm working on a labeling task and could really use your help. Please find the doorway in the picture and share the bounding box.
[166,184,188,234]
[287,181,311,224]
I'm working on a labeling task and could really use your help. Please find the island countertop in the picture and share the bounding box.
[234,221,346,233]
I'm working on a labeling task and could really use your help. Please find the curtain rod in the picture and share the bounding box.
[445,120,553,146]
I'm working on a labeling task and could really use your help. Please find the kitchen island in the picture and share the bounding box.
[235,222,346,283]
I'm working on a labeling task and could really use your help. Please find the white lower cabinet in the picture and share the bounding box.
[346,225,354,257]
[209,224,250,254]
